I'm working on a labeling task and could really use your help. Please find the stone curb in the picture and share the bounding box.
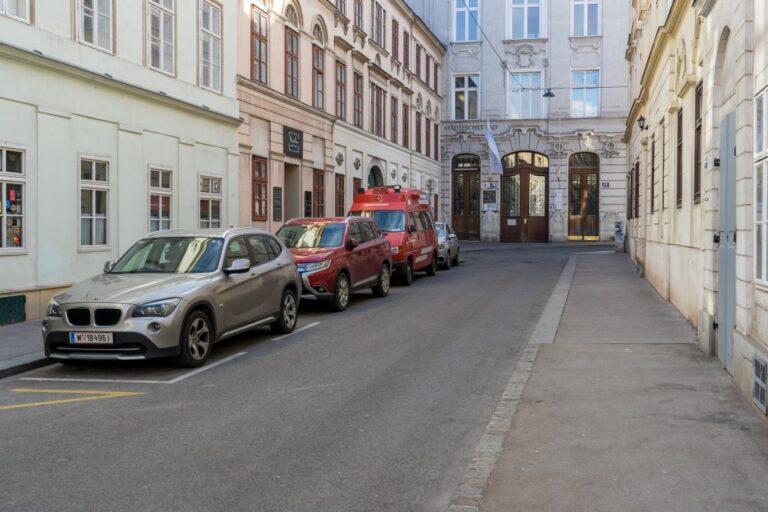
[0,352,53,379]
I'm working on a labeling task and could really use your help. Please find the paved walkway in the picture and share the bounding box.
[0,320,47,377]
[480,253,768,512]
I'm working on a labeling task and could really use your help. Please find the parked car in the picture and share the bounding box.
[42,229,301,367]
[436,222,461,269]
[276,217,392,311]
[349,186,438,285]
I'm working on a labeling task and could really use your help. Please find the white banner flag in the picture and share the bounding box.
[486,120,502,174]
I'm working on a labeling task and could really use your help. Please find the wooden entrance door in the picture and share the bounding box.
[500,168,549,242]
[452,170,480,240]
[568,153,600,240]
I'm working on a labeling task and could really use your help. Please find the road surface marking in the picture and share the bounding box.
[271,321,320,342]
[0,388,144,411]
[286,382,340,394]
[19,351,248,386]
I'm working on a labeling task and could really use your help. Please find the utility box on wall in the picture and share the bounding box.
[0,295,26,326]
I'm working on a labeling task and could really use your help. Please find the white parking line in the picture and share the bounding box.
[19,351,248,386]
[271,322,320,342]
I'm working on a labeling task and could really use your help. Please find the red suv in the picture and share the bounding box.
[276,218,392,311]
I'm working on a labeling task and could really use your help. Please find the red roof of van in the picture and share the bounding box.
[351,186,429,210]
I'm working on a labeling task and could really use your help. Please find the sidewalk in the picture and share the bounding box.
[481,253,768,512]
[460,241,617,253]
[0,320,49,378]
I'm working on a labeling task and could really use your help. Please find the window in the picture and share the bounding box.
[509,72,542,119]
[78,0,112,52]
[335,174,345,216]
[80,159,109,247]
[756,161,768,282]
[573,0,599,37]
[757,89,767,159]
[403,104,410,149]
[354,72,364,128]
[252,157,268,221]
[694,81,703,203]
[391,97,399,144]
[454,0,479,42]
[336,61,347,120]
[650,138,656,213]
[403,31,410,69]
[336,0,346,16]
[313,170,325,217]
[454,74,479,120]
[415,112,422,153]
[251,6,268,84]
[434,123,439,161]
[571,70,599,118]
[373,2,386,48]
[426,54,432,87]
[148,0,174,74]
[149,169,172,232]
[200,0,222,92]
[633,160,640,219]
[415,44,422,80]
[0,0,30,22]
[392,19,399,61]
[0,148,25,250]
[354,0,363,29]
[510,0,541,39]
[370,83,386,137]
[285,28,299,98]
[199,176,222,228]
[676,108,683,208]
[434,62,439,92]
[313,45,325,110]
[425,121,431,159]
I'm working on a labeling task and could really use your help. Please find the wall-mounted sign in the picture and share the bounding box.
[601,181,610,189]
[481,182,498,190]
[272,187,283,222]
[482,190,498,211]
[283,126,303,158]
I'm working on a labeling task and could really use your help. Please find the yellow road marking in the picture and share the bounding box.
[0,388,144,411]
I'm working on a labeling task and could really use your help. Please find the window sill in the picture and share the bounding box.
[201,83,223,96]
[0,13,31,24]
[0,248,28,256]
[149,65,177,79]
[78,39,114,56]
[78,246,111,253]
[450,40,482,45]
[502,37,548,44]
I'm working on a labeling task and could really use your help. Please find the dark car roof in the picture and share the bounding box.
[285,217,372,225]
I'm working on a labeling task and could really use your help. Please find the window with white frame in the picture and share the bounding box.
[510,0,541,39]
[200,0,222,92]
[756,90,767,160]
[148,0,175,74]
[454,74,479,120]
[78,0,113,52]
[149,169,172,232]
[0,0,30,22]
[571,69,599,117]
[0,148,25,250]
[509,72,542,119]
[573,0,599,37]
[199,176,222,228]
[754,88,768,283]
[372,2,386,48]
[80,158,109,247]
[454,0,479,42]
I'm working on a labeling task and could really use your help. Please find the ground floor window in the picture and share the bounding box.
[252,157,268,221]
[149,168,172,232]
[313,170,325,217]
[755,160,768,283]
[199,175,222,228]
[335,173,345,216]
[0,148,24,250]
[80,158,109,247]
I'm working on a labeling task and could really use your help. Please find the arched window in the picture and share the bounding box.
[285,4,298,26]
[452,154,480,171]
[569,152,599,168]
[502,151,549,169]
[368,166,384,188]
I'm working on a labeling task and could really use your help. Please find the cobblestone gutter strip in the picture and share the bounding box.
[445,256,578,512]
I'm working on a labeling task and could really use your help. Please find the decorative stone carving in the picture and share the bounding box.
[507,43,544,68]
[353,157,361,170]
[335,152,344,166]
[601,137,620,159]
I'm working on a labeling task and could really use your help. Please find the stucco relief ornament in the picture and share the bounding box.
[335,152,344,166]
[601,140,619,159]
[507,44,543,68]
[353,157,361,170]
[551,141,568,159]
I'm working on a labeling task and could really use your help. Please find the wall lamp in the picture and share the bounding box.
[637,116,648,131]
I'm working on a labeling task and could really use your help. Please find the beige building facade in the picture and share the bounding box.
[236,0,444,233]
[625,0,768,413]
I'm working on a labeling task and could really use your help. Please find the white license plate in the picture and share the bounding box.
[69,332,114,345]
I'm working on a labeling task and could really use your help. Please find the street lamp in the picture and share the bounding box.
[542,88,555,98]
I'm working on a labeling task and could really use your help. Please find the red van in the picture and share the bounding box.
[349,186,438,285]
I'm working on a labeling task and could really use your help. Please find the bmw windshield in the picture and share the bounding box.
[349,210,405,232]
[110,237,225,274]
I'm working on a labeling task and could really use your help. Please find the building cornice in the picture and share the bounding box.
[237,75,337,124]
[0,42,241,126]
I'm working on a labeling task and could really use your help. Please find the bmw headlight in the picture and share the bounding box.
[297,260,331,273]
[132,298,181,318]
[438,243,446,251]
[46,299,63,318]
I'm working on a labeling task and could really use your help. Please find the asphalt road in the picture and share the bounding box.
[0,246,587,512]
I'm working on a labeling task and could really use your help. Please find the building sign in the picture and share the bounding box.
[482,190,498,211]
[283,126,303,158]
[272,187,282,222]
[444,123,499,134]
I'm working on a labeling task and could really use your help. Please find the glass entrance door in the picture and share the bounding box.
[452,155,481,240]
[500,152,549,243]
[568,153,600,241]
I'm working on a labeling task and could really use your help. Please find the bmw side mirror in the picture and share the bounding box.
[224,258,251,274]
[449,234,458,241]
[103,261,116,273]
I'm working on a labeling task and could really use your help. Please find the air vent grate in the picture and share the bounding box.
[753,354,767,415]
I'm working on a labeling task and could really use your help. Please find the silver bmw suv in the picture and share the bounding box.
[43,229,301,367]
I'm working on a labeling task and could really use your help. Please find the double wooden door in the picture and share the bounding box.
[568,169,600,240]
[500,167,548,243]
[452,170,480,240]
